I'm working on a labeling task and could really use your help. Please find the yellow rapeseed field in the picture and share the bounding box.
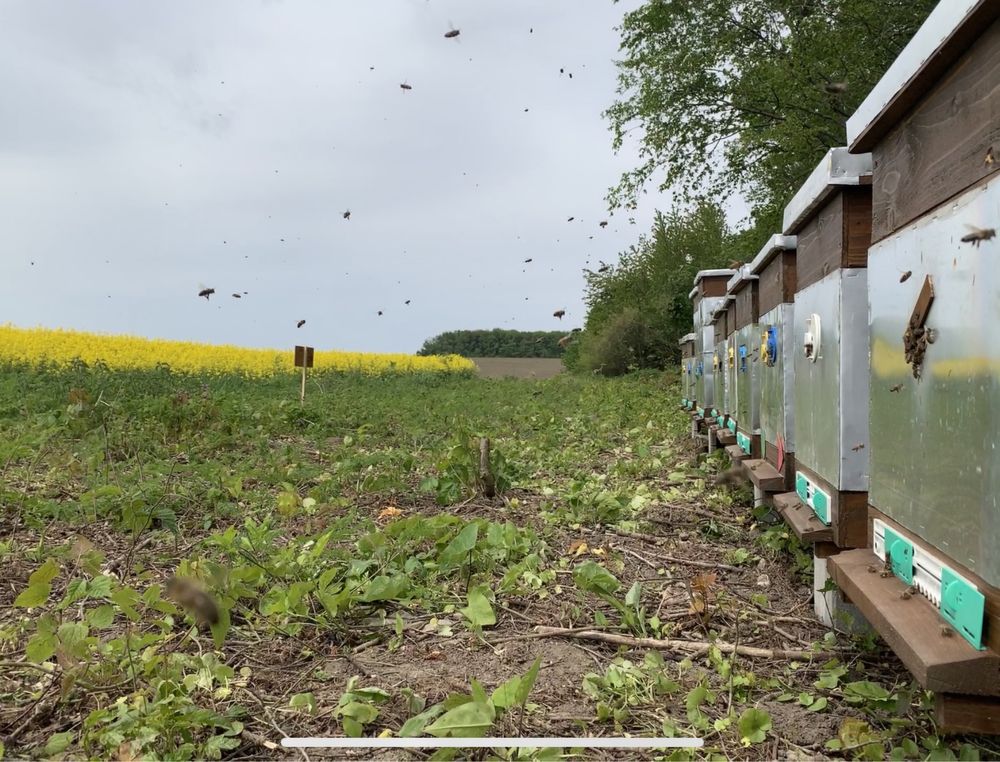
[0,325,474,376]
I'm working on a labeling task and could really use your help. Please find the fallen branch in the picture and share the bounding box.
[242,729,280,751]
[532,626,832,661]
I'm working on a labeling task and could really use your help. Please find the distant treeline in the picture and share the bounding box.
[418,329,568,358]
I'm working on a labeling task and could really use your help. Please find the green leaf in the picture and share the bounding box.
[459,587,496,628]
[625,581,642,607]
[807,697,828,712]
[15,583,51,608]
[289,692,317,714]
[26,631,56,663]
[29,558,60,587]
[43,731,73,756]
[57,622,88,658]
[425,701,495,738]
[110,586,141,621]
[573,560,620,595]
[399,705,446,737]
[361,575,410,602]
[491,676,522,709]
[439,523,479,566]
[738,708,771,746]
[515,656,542,706]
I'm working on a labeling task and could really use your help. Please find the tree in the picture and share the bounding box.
[417,330,569,358]
[605,0,935,235]
[571,202,730,374]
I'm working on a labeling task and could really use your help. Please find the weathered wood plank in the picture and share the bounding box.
[871,16,1000,242]
[758,250,796,315]
[743,459,786,492]
[829,549,1000,696]
[796,194,844,292]
[934,694,1000,735]
[774,492,833,544]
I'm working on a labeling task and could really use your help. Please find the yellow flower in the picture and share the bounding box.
[0,324,474,376]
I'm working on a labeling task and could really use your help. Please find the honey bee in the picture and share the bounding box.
[899,270,912,283]
[444,26,460,39]
[599,220,608,228]
[986,147,995,167]
[553,309,565,319]
[940,625,954,638]
[296,319,306,328]
[404,299,411,305]
[399,82,412,91]
[727,260,743,269]
[232,293,241,299]
[823,81,848,94]
[165,576,219,627]
[558,335,572,348]
[524,258,533,263]
[961,225,996,246]
[377,310,383,316]
[198,288,215,300]
[851,443,865,452]
[343,209,351,219]
[598,264,610,273]
[567,216,575,222]
[889,384,903,393]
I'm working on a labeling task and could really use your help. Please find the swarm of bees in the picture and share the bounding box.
[960,225,995,246]
[903,323,935,378]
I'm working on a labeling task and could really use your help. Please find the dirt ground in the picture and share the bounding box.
[471,358,564,379]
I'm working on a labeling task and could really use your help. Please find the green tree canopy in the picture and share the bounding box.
[418,329,570,358]
[605,0,934,245]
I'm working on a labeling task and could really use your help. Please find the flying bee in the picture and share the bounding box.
[377,310,383,316]
[399,82,412,91]
[165,576,219,627]
[985,147,995,166]
[823,80,848,94]
[405,299,411,305]
[232,293,241,298]
[444,28,460,38]
[343,209,351,219]
[727,260,743,269]
[524,258,533,263]
[598,264,610,273]
[567,216,575,222]
[889,383,903,393]
[851,443,865,452]
[961,224,996,246]
[296,319,306,328]
[899,270,912,283]
[198,287,215,300]
[599,220,608,228]
[553,309,565,319]
[558,335,572,348]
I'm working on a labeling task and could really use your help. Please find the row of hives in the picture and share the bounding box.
[679,0,1000,735]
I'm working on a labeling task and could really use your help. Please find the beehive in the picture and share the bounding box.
[828,0,1000,732]
[781,147,873,550]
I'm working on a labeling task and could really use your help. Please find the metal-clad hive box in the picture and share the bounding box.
[679,333,696,408]
[727,266,761,457]
[724,295,739,437]
[709,301,731,426]
[747,234,797,488]
[690,270,735,418]
[783,147,873,550]
[829,0,1000,729]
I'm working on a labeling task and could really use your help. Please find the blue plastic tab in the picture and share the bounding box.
[940,567,986,650]
[738,345,748,373]
[883,527,914,585]
[765,326,778,366]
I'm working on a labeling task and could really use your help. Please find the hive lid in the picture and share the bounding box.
[726,265,758,293]
[679,333,696,345]
[693,268,737,285]
[847,0,993,152]
[749,234,797,275]
[688,286,698,300]
[782,148,872,234]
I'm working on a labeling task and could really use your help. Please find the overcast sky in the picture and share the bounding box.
[1,1,702,354]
